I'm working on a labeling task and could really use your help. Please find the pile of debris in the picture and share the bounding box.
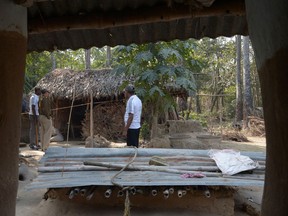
[222,130,249,142]
[247,116,265,137]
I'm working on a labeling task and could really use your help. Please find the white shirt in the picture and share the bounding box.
[124,95,142,129]
[29,93,39,115]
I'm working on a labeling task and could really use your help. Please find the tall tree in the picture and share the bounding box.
[235,35,243,122]
[51,51,57,70]
[114,41,197,138]
[85,49,91,69]
[243,36,253,128]
[106,46,112,67]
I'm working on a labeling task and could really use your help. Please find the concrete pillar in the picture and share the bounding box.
[0,1,27,215]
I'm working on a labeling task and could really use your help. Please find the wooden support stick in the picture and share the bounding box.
[84,161,222,177]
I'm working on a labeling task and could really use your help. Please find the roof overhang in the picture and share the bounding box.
[21,0,247,52]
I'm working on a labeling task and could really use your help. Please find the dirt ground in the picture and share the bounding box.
[17,136,265,216]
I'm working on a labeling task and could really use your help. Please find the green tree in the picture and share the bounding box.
[235,35,243,122]
[243,36,254,128]
[114,41,198,138]
[25,51,52,92]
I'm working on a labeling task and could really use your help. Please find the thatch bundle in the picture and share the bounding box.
[82,102,125,140]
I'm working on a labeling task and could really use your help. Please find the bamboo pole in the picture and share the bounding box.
[223,175,264,181]
[66,78,76,143]
[42,148,266,161]
[84,161,222,177]
[38,165,222,173]
[38,165,118,172]
[90,90,93,138]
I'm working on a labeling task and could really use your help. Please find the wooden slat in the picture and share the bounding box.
[42,147,266,160]
[28,147,266,191]
[27,170,264,190]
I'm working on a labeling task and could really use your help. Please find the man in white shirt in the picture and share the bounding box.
[123,85,142,147]
[29,87,41,150]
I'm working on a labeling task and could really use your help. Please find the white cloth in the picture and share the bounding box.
[29,93,39,115]
[208,149,259,175]
[124,95,142,129]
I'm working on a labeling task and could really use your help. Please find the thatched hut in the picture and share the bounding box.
[36,68,191,141]
[37,68,128,140]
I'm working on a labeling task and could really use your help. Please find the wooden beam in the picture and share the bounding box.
[14,0,33,7]
[28,0,245,34]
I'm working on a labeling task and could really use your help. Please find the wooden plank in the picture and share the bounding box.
[27,170,264,190]
[42,147,266,160]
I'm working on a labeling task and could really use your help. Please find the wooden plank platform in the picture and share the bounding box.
[28,147,266,190]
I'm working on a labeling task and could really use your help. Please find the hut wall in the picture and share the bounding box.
[82,101,125,140]
[53,99,88,140]
[20,114,30,143]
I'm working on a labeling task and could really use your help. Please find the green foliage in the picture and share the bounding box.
[113,40,200,116]
[185,112,208,127]
[24,37,260,128]
[25,51,52,93]
[140,121,150,141]
[223,86,236,119]
[24,46,115,92]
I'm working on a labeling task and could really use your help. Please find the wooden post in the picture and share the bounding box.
[219,96,223,136]
[0,1,27,215]
[66,78,76,143]
[90,90,93,138]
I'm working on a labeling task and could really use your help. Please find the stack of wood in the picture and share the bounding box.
[29,148,266,190]
[82,102,125,140]
[247,116,265,137]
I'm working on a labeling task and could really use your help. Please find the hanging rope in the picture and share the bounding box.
[110,147,138,216]
[124,190,130,216]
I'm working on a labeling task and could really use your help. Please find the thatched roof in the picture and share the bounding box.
[37,68,128,100]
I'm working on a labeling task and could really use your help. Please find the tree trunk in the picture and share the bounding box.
[150,100,159,139]
[243,36,253,128]
[150,110,158,139]
[185,97,192,120]
[106,46,112,67]
[195,92,201,114]
[235,35,243,122]
[0,1,27,215]
[51,51,57,70]
[85,49,91,69]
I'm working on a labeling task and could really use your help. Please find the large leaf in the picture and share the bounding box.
[135,51,153,63]
[159,48,182,61]
[149,86,165,97]
[140,69,158,84]
[135,87,147,98]
[112,65,127,76]
[156,65,176,77]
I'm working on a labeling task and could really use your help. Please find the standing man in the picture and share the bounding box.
[123,85,142,147]
[29,87,41,150]
[39,89,53,151]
